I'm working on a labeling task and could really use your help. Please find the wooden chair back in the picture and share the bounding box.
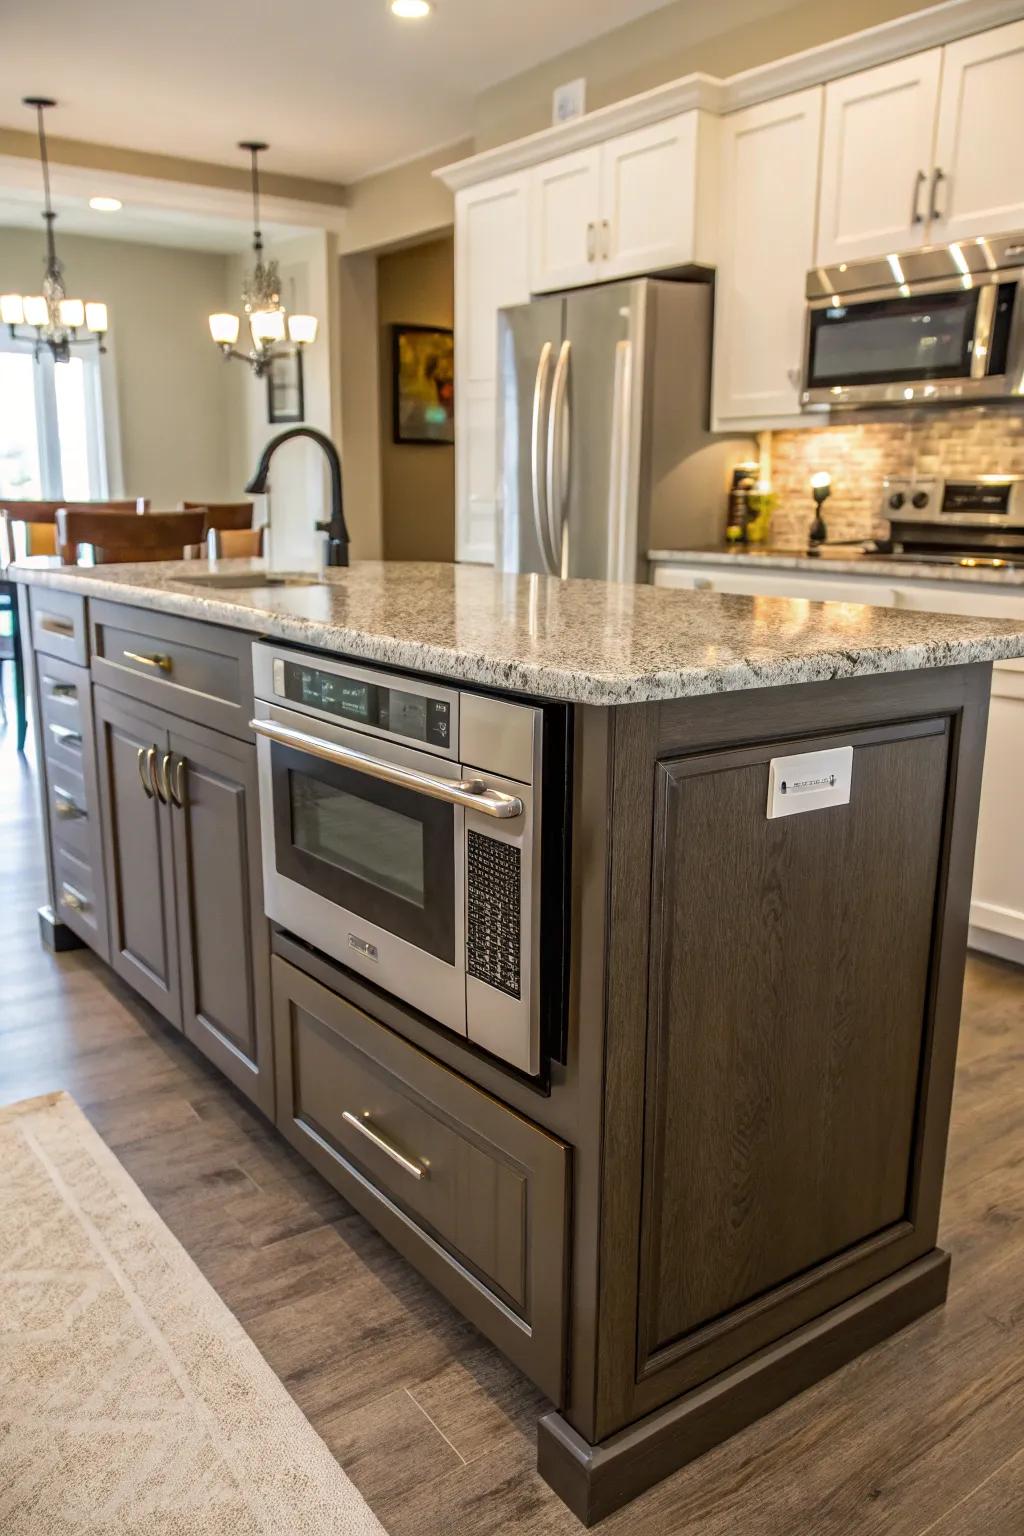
[181,501,255,531]
[1,500,147,561]
[208,526,265,558]
[56,508,208,565]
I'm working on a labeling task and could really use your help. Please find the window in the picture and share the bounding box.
[0,334,109,506]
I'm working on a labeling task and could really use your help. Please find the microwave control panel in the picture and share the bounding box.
[274,657,452,750]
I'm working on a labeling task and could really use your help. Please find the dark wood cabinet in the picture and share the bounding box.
[169,719,273,1116]
[93,686,181,1026]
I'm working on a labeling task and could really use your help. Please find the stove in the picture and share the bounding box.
[877,476,1024,569]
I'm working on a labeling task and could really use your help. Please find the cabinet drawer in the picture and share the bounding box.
[90,600,254,739]
[38,662,86,737]
[30,588,88,665]
[53,843,105,952]
[272,956,570,1404]
[45,759,91,858]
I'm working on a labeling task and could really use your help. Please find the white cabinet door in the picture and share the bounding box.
[530,147,602,293]
[708,569,900,604]
[651,566,715,590]
[817,49,942,265]
[931,20,1024,243]
[454,174,530,565]
[712,88,823,428]
[599,112,699,280]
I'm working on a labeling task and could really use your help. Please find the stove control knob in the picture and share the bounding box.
[888,492,906,510]
[912,491,930,509]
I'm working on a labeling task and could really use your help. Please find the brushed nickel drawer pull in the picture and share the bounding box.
[137,745,155,799]
[39,614,75,638]
[171,755,186,808]
[123,649,173,672]
[53,786,86,819]
[251,717,524,820]
[60,882,87,912]
[156,750,174,805]
[341,1110,427,1181]
[48,722,82,747]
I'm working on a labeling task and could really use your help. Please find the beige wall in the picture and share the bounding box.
[0,226,236,506]
[376,237,455,563]
[339,140,471,255]
[338,252,384,559]
[473,0,939,149]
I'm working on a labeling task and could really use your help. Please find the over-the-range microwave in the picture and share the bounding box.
[802,231,1024,408]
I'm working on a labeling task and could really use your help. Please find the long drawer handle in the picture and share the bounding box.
[60,882,88,913]
[123,649,173,672]
[39,614,75,638]
[53,785,86,819]
[250,717,524,820]
[341,1111,427,1181]
[43,677,77,700]
[48,722,82,747]
[137,745,156,799]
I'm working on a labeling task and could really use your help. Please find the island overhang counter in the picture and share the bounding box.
[13,557,1024,1523]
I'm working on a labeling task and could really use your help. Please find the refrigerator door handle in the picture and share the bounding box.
[530,341,557,575]
[607,338,633,581]
[546,339,572,577]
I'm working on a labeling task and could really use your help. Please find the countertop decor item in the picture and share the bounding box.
[208,142,318,379]
[808,470,832,553]
[0,100,109,363]
[0,1091,385,1535]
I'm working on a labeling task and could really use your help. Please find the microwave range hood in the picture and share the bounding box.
[802,231,1024,409]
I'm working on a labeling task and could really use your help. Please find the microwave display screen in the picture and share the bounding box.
[280,661,452,748]
[807,289,979,387]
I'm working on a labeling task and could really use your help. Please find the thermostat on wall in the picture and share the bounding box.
[767,745,853,820]
[553,78,586,125]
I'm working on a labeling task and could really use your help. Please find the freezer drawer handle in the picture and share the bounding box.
[341,1110,427,1181]
[251,717,524,819]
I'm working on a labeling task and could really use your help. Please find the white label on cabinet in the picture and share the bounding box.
[767,745,853,820]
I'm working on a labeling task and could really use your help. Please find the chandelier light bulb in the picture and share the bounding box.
[250,308,286,345]
[23,295,48,327]
[85,301,108,334]
[59,298,85,330]
[209,312,241,346]
[287,313,318,345]
[0,294,25,325]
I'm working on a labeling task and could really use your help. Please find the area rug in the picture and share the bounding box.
[0,1091,387,1534]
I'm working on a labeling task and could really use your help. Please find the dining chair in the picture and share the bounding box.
[207,526,265,558]
[0,499,148,563]
[56,508,208,565]
[181,501,255,531]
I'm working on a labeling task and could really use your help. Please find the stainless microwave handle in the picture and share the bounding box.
[250,717,524,819]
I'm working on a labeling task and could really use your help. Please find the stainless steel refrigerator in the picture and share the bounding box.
[496,277,741,582]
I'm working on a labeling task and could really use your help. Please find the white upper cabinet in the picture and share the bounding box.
[454,174,530,564]
[601,114,703,280]
[529,111,714,293]
[530,148,602,292]
[817,49,942,266]
[713,87,823,428]
[930,20,1024,243]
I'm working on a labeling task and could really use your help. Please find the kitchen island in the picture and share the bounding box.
[13,557,1024,1523]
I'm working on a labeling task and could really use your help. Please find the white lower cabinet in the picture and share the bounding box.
[652,560,1024,964]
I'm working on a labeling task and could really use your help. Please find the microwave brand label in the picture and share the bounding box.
[348,934,379,962]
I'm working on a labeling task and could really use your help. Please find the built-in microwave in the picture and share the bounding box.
[251,643,571,1078]
[802,231,1024,408]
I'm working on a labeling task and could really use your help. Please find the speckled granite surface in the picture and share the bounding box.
[648,546,1024,586]
[12,558,1024,705]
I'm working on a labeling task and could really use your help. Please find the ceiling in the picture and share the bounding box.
[0,185,303,254]
[0,0,679,184]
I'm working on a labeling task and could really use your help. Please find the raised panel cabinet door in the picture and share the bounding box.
[455,173,530,564]
[599,112,699,280]
[930,19,1024,242]
[168,722,274,1116]
[817,48,942,265]
[93,688,180,1027]
[529,146,602,292]
[712,88,824,426]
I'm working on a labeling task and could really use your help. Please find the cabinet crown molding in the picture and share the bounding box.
[436,0,1023,192]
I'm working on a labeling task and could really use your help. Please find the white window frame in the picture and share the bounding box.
[0,331,110,500]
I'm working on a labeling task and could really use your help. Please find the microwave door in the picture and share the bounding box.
[804,285,986,404]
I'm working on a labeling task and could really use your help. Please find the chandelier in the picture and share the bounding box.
[208,142,318,378]
[0,99,109,364]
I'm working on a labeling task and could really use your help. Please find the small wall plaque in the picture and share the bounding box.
[767,745,853,819]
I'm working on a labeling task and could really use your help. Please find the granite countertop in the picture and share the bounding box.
[647,545,1024,586]
[12,557,1024,706]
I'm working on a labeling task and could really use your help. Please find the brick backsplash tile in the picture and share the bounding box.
[766,408,1024,549]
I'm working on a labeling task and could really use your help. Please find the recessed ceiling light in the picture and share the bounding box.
[89,196,122,212]
[390,0,432,17]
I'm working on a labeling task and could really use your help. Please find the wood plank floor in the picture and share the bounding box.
[2,708,1023,1535]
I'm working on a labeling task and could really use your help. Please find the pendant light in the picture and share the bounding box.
[209,141,318,377]
[1,99,109,364]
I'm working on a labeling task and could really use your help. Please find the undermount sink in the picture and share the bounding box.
[171,570,325,590]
